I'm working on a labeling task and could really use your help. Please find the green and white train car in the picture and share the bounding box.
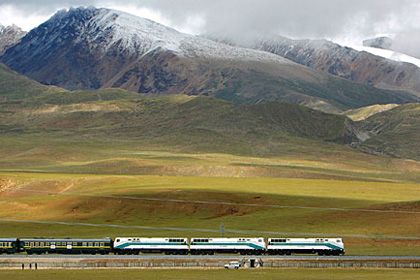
[0,238,19,254]
[189,238,266,255]
[113,237,189,255]
[267,238,345,256]
[19,238,113,255]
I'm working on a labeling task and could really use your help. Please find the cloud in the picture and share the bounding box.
[0,4,52,31]
[1,0,420,54]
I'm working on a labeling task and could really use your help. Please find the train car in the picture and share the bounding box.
[189,238,265,255]
[0,238,19,254]
[19,238,113,255]
[267,238,345,256]
[113,237,189,255]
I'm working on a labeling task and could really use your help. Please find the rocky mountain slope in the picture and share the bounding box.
[0,24,26,55]
[1,7,417,113]
[254,36,420,98]
[356,103,420,160]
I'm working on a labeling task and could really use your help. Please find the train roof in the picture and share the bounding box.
[268,237,343,239]
[115,237,187,239]
[19,238,112,242]
[0,238,18,241]
[191,237,264,240]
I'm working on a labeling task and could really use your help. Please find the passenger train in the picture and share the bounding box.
[0,237,345,256]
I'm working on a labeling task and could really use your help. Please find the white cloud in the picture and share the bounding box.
[0,4,52,31]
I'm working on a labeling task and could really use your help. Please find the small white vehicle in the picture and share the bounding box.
[224,261,241,269]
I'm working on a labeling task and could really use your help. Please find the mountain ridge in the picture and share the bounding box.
[253,36,420,98]
[1,7,417,113]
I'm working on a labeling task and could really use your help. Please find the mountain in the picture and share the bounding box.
[0,61,359,157]
[1,58,418,164]
[356,103,420,160]
[253,36,420,98]
[363,37,393,50]
[362,35,420,60]
[1,7,417,113]
[351,44,420,69]
[0,24,26,55]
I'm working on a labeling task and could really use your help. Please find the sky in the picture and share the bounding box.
[1,0,419,53]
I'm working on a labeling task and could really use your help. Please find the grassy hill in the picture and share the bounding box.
[357,104,420,160]
[0,60,357,155]
[344,104,400,121]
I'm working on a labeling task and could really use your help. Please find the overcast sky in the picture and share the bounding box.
[1,0,420,48]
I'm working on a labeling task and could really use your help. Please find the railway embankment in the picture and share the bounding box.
[1,256,420,269]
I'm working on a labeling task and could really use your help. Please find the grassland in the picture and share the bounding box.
[1,168,420,255]
[1,269,420,280]
[1,64,420,257]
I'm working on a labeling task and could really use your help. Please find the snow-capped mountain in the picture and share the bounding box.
[31,7,291,63]
[0,24,26,55]
[363,37,393,50]
[352,45,420,68]
[1,7,417,112]
[253,36,420,97]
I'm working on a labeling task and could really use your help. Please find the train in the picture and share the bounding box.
[0,237,345,256]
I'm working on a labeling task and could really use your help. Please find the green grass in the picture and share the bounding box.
[1,269,420,280]
[344,104,399,121]
[1,172,420,255]
[359,104,420,160]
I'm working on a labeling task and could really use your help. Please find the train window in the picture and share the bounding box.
[336,240,341,243]
[40,242,44,247]
[94,242,99,247]
[100,242,104,247]
[116,239,120,242]
[88,242,93,247]
[30,242,34,247]
[46,242,50,246]
[82,242,87,247]
[169,239,183,243]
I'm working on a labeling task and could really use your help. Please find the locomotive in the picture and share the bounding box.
[0,237,345,256]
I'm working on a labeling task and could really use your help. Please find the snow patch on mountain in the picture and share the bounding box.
[354,46,420,68]
[0,24,26,55]
[60,7,292,64]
